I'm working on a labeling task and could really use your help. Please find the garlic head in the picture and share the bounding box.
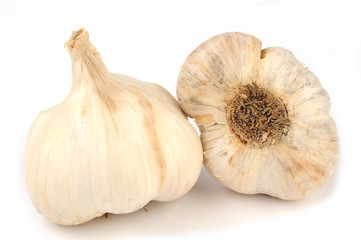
[177,32,338,200]
[25,29,203,225]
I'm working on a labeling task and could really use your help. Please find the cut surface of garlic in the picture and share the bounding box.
[25,28,203,225]
[177,32,338,200]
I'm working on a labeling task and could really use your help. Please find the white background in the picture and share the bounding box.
[1,0,360,239]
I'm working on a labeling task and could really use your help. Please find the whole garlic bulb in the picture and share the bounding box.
[25,28,203,225]
[177,32,338,200]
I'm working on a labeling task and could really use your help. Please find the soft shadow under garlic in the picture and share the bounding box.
[45,167,338,237]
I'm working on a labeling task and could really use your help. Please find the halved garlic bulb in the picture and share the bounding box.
[177,32,338,200]
[25,28,203,225]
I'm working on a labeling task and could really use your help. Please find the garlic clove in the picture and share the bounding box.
[177,32,339,200]
[177,32,261,100]
[25,28,203,225]
[258,47,331,117]
[177,33,263,131]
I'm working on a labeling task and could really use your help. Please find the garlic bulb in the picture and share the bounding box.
[177,32,338,200]
[25,28,203,225]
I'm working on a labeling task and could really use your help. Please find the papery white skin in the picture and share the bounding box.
[25,29,203,225]
[177,32,338,200]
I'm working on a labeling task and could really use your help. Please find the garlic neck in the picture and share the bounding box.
[65,29,116,108]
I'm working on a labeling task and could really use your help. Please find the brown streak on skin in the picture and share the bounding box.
[304,161,326,182]
[286,149,326,193]
[101,107,113,202]
[293,156,325,181]
[81,92,90,117]
[228,145,243,166]
[138,96,166,191]
[287,167,295,178]
[95,80,119,112]
[108,110,120,138]
[194,114,215,125]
